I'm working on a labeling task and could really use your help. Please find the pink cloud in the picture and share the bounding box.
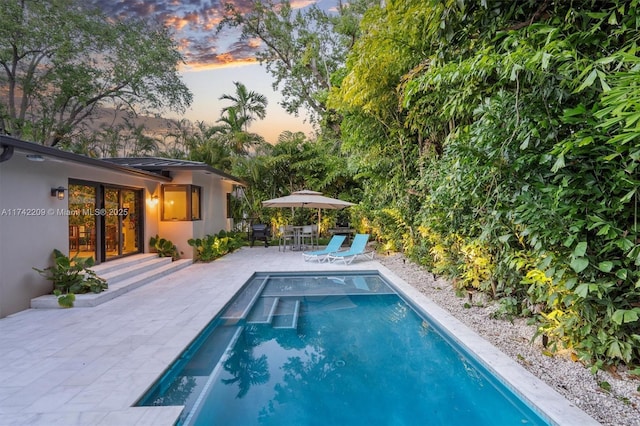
[88,0,323,69]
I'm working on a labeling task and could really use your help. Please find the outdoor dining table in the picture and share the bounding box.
[290,226,304,251]
[282,225,316,251]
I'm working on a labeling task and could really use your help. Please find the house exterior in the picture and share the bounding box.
[0,135,244,318]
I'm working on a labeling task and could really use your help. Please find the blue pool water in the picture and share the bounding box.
[137,272,549,425]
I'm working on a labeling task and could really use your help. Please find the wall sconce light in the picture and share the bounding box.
[51,186,66,200]
[150,194,159,206]
[26,154,45,162]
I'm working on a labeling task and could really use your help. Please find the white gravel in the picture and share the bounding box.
[376,252,640,426]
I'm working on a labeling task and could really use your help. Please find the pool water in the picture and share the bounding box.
[137,272,549,425]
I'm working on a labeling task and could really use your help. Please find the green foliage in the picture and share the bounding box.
[0,0,192,146]
[187,230,244,262]
[231,131,359,228]
[220,82,268,131]
[149,235,180,261]
[54,291,76,309]
[598,381,612,392]
[212,82,268,156]
[219,0,377,130]
[331,0,640,367]
[33,249,108,308]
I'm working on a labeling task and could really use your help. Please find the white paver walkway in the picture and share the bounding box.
[0,247,598,425]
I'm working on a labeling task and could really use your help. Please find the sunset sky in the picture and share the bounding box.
[89,0,334,142]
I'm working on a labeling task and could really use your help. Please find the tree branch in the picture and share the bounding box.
[505,0,551,31]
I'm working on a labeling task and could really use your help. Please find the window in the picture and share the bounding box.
[191,186,201,220]
[162,185,201,221]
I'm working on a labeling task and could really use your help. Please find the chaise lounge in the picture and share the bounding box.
[326,234,375,264]
[302,235,346,262]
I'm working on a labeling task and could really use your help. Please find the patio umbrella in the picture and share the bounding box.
[261,190,354,210]
[262,190,355,241]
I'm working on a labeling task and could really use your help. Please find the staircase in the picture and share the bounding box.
[245,297,301,330]
[215,275,302,331]
[31,253,192,309]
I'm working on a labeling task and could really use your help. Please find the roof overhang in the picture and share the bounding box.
[0,135,172,182]
[104,157,246,186]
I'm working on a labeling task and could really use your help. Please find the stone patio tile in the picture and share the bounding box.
[0,247,596,426]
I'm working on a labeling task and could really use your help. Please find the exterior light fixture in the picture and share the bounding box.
[150,194,159,206]
[51,186,66,200]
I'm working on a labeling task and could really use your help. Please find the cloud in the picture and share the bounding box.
[183,37,260,70]
[88,0,320,70]
[290,0,317,9]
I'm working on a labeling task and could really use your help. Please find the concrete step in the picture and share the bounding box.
[31,258,192,309]
[89,253,159,275]
[97,256,173,286]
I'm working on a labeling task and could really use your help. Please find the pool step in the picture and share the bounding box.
[247,297,279,324]
[272,298,301,330]
[221,276,269,325]
[181,325,243,377]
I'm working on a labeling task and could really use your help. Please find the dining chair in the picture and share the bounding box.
[69,225,80,252]
[278,225,295,251]
[299,225,317,250]
[311,224,319,249]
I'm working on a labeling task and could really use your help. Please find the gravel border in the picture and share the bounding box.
[376,253,640,426]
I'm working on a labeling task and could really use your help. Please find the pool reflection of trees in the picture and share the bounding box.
[150,375,197,407]
[221,325,272,398]
[221,297,422,425]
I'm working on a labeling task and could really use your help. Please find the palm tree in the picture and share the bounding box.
[122,118,158,157]
[164,118,194,158]
[219,82,268,131]
[213,107,265,155]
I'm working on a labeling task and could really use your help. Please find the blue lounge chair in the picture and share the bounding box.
[302,235,346,262]
[326,234,374,264]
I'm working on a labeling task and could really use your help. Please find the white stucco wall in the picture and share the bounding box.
[0,153,68,318]
[0,147,239,318]
[0,150,162,318]
[192,172,235,235]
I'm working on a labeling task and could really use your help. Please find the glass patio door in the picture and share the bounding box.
[68,184,97,261]
[69,183,142,262]
[104,187,141,260]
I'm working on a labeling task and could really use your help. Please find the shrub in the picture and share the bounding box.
[149,235,180,260]
[33,249,108,308]
[188,230,244,262]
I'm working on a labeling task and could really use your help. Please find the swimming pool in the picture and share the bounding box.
[136,271,572,425]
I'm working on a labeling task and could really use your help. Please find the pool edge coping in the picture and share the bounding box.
[145,263,602,426]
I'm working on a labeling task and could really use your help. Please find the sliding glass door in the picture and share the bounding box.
[68,184,97,260]
[104,187,141,260]
[68,182,142,262]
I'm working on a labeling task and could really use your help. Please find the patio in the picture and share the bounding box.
[0,247,596,425]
